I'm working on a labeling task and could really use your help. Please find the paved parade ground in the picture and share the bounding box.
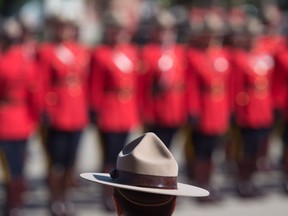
[1,126,288,216]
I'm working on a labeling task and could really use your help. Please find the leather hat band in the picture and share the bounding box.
[109,169,178,189]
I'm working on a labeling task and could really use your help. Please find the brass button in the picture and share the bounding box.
[236,92,250,106]
[118,89,132,103]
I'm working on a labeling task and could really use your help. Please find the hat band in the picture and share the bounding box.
[110,169,178,189]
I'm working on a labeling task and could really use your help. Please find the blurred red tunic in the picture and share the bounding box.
[231,47,274,128]
[272,41,288,117]
[89,44,140,132]
[139,43,187,127]
[0,45,39,140]
[187,46,232,135]
[255,35,283,55]
[39,41,89,131]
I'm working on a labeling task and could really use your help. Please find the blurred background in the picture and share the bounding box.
[0,0,287,45]
[0,0,288,215]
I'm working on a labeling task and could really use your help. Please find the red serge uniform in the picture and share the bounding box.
[187,46,231,135]
[232,48,274,129]
[272,39,288,112]
[140,43,187,128]
[186,45,231,202]
[273,41,288,191]
[0,45,39,140]
[231,44,275,198]
[89,42,140,211]
[257,35,283,110]
[0,43,39,216]
[89,44,140,132]
[255,35,283,56]
[39,41,89,131]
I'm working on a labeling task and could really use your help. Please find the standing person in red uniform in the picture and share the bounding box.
[38,15,89,215]
[139,10,187,149]
[89,15,140,211]
[272,26,288,194]
[255,3,283,57]
[231,17,274,197]
[0,18,39,215]
[253,4,283,172]
[186,9,231,202]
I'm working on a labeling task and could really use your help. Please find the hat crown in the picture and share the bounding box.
[117,133,178,177]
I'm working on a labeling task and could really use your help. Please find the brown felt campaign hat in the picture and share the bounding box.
[80,133,209,197]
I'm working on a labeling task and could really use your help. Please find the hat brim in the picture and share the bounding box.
[80,173,209,197]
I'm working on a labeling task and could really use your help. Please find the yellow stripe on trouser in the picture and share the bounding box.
[183,125,195,180]
[226,123,243,162]
[39,125,52,169]
[0,149,11,183]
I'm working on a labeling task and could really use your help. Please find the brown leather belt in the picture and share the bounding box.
[0,99,25,106]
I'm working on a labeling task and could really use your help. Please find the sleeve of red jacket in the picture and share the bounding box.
[227,51,237,117]
[36,45,52,116]
[37,44,62,128]
[137,47,155,125]
[0,65,4,101]
[227,64,234,118]
[186,53,201,121]
[271,53,287,111]
[26,61,42,124]
[87,48,96,111]
[89,49,105,115]
[230,52,246,113]
[132,46,144,124]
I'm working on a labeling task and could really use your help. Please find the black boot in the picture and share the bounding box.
[236,157,263,198]
[5,178,26,216]
[193,160,222,203]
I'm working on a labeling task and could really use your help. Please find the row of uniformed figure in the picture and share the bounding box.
[0,10,288,215]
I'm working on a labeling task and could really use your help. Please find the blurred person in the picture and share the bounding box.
[230,16,274,198]
[0,17,40,215]
[37,16,62,148]
[252,3,284,173]
[38,14,89,215]
[256,3,283,55]
[139,10,187,149]
[257,2,285,170]
[89,14,140,211]
[221,6,251,177]
[262,4,285,116]
[80,132,209,216]
[258,3,284,127]
[186,8,232,202]
[18,16,39,60]
[182,7,207,181]
[272,25,288,194]
[18,17,42,118]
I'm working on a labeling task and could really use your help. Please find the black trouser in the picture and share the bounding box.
[239,127,270,158]
[46,128,82,169]
[0,140,27,179]
[148,126,178,149]
[100,131,129,165]
[192,132,221,161]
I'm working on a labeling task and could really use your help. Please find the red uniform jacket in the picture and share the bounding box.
[272,42,288,117]
[39,41,89,131]
[187,46,232,135]
[257,35,283,110]
[89,44,140,132]
[139,43,187,127]
[231,48,274,128]
[0,46,39,140]
[255,35,283,55]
